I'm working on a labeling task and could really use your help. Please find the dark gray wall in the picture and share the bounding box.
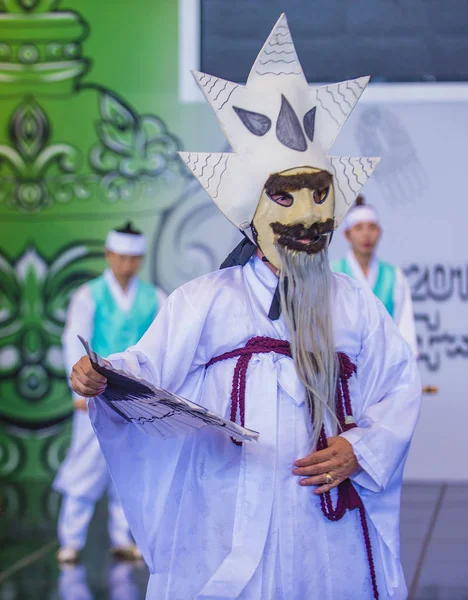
[201,0,468,82]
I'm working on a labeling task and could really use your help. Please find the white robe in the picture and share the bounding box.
[54,269,166,500]
[90,255,421,599]
[342,250,418,356]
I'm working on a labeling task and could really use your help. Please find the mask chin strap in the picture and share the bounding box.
[220,227,283,321]
[267,283,283,321]
[219,231,257,270]
[220,226,305,321]
[251,222,284,320]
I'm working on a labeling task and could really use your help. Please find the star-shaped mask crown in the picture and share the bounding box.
[179,14,380,233]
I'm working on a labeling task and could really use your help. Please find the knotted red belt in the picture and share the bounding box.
[206,336,379,599]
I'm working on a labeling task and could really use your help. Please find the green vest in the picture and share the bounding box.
[332,257,396,318]
[89,275,158,356]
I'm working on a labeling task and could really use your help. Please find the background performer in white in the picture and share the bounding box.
[332,195,418,354]
[54,222,166,564]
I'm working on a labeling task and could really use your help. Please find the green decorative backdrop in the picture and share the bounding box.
[0,0,225,482]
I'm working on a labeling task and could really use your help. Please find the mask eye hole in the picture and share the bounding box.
[313,186,330,205]
[267,191,294,207]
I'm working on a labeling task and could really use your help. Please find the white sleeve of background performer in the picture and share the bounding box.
[393,268,418,356]
[61,285,95,399]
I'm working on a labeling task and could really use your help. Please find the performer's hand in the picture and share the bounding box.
[70,356,107,398]
[292,436,359,495]
[73,397,88,411]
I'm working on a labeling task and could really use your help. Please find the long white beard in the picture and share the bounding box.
[277,244,338,448]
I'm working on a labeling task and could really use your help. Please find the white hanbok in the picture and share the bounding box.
[54,269,166,549]
[341,250,417,355]
[90,255,421,599]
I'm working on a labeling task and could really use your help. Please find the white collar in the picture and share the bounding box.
[346,249,379,289]
[243,254,289,339]
[250,254,279,291]
[103,269,139,311]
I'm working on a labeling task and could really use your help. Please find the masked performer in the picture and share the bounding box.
[332,196,418,354]
[54,223,166,563]
[70,16,421,599]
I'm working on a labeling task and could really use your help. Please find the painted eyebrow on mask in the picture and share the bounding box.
[264,170,333,196]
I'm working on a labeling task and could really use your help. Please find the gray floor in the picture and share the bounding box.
[401,484,468,600]
[1,482,467,599]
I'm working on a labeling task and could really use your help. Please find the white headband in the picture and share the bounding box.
[105,231,146,256]
[343,205,380,231]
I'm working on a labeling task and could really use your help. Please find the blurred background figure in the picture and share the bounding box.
[53,222,166,564]
[332,196,418,355]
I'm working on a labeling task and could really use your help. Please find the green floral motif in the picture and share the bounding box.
[90,90,185,204]
[0,96,81,211]
[0,242,103,411]
[0,91,186,211]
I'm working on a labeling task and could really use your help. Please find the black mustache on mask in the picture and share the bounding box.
[271,219,335,254]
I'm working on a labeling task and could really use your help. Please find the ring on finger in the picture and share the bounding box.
[324,472,334,485]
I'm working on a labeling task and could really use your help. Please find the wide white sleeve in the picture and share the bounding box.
[61,285,95,398]
[341,288,421,493]
[107,286,208,395]
[393,268,418,356]
[88,285,213,573]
